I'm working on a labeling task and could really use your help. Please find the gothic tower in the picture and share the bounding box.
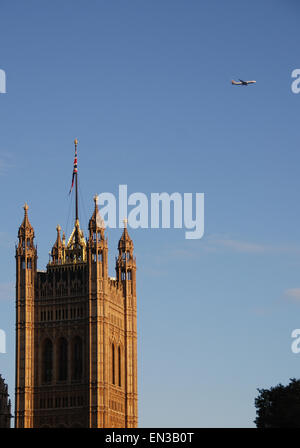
[0,374,11,428]
[15,140,138,428]
[15,203,37,428]
[116,220,138,427]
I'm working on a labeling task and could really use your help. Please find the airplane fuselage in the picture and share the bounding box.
[232,79,256,86]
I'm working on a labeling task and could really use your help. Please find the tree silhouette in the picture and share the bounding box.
[255,378,300,428]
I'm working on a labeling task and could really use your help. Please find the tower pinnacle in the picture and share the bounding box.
[18,203,34,239]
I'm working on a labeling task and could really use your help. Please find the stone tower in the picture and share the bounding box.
[0,374,11,428]
[15,140,138,428]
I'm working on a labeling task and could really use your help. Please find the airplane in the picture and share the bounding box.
[232,79,256,86]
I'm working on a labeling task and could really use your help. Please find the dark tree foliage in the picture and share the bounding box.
[255,378,300,428]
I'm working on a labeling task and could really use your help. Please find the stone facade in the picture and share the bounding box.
[0,374,11,428]
[15,194,138,428]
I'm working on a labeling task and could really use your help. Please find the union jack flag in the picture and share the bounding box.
[69,139,78,194]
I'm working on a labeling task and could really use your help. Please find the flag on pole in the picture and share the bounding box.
[69,139,78,194]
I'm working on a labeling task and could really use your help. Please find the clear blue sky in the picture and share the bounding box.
[1,0,300,427]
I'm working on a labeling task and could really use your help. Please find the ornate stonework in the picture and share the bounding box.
[0,374,11,428]
[15,194,138,428]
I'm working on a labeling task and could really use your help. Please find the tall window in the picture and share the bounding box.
[112,343,115,385]
[43,339,53,383]
[118,346,121,387]
[73,337,83,381]
[58,338,68,381]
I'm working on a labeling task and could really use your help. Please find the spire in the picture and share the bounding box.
[50,224,65,264]
[19,203,33,230]
[53,225,63,249]
[87,195,108,276]
[16,203,37,261]
[118,217,133,252]
[116,217,135,284]
[18,203,34,240]
[89,194,105,232]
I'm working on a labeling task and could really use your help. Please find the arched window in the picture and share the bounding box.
[58,338,68,381]
[43,339,53,383]
[112,343,115,385]
[73,337,83,381]
[118,346,121,387]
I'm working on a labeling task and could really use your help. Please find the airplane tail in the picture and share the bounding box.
[231,80,237,85]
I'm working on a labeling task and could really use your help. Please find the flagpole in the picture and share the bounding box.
[74,139,79,222]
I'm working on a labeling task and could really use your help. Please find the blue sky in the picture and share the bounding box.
[1,0,300,427]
